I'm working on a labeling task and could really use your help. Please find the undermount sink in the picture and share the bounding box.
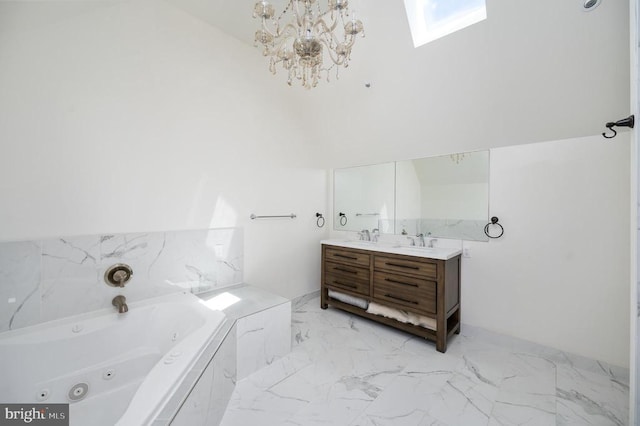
[341,240,379,247]
[392,246,438,254]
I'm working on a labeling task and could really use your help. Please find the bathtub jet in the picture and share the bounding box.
[0,292,226,425]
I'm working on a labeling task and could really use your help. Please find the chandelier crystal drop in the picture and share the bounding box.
[253,0,365,89]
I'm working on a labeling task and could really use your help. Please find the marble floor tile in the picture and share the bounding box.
[555,363,628,426]
[220,297,629,426]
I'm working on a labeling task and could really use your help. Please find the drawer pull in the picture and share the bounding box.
[385,262,419,270]
[385,278,418,287]
[334,267,357,274]
[333,280,357,289]
[335,254,358,260]
[384,294,419,305]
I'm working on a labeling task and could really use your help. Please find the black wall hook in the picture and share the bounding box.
[603,114,634,139]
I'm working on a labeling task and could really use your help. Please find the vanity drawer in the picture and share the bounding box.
[325,247,371,267]
[325,271,370,296]
[374,255,436,279]
[325,261,370,282]
[373,272,436,314]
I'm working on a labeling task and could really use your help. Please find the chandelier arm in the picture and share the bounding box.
[260,21,279,39]
[315,11,340,34]
[263,15,301,40]
[314,19,342,46]
[316,11,344,32]
[276,0,295,23]
[316,31,356,57]
[293,0,306,30]
[278,22,300,39]
[325,51,347,66]
[316,38,347,66]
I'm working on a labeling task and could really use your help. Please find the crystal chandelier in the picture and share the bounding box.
[253,0,365,89]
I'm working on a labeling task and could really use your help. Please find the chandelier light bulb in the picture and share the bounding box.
[253,0,365,89]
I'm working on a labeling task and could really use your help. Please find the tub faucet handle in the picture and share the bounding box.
[105,264,133,288]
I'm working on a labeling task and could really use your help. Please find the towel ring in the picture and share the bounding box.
[339,212,348,226]
[316,213,325,228]
[484,216,504,239]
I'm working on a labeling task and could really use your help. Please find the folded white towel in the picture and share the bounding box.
[366,302,437,331]
[406,312,437,330]
[328,290,369,310]
[366,302,410,323]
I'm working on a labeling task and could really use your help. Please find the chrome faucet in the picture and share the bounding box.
[112,295,128,314]
[371,228,380,243]
[428,238,438,248]
[406,236,416,246]
[416,234,425,247]
[359,229,371,241]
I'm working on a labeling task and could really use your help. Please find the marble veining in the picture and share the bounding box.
[0,241,41,331]
[221,296,629,426]
[236,302,292,380]
[292,290,321,312]
[8,283,38,330]
[0,227,244,332]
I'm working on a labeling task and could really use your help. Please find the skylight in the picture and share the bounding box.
[404,0,487,48]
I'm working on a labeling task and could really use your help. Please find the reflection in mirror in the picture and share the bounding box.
[334,162,395,234]
[395,151,489,241]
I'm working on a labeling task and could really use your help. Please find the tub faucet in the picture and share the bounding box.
[112,295,128,314]
[105,264,133,288]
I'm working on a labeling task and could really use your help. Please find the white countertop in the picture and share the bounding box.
[321,239,462,260]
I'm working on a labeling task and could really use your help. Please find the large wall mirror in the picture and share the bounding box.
[334,151,490,241]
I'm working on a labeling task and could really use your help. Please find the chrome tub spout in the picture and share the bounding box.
[112,295,128,314]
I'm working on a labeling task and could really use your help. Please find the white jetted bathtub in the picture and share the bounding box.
[0,292,226,426]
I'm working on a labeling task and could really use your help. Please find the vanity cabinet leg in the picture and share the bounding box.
[320,287,328,309]
[453,309,461,334]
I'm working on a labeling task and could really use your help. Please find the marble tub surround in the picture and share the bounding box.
[198,284,292,380]
[321,239,462,260]
[0,227,243,332]
[166,324,237,426]
[0,241,41,331]
[221,296,629,426]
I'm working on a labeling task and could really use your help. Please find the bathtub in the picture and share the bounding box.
[0,291,226,426]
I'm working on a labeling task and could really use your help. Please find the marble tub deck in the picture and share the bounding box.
[220,296,629,426]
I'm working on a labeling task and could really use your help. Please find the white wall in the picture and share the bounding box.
[461,134,630,367]
[304,0,630,168]
[330,134,630,367]
[0,0,328,300]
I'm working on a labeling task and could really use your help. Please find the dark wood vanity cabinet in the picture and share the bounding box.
[321,244,461,352]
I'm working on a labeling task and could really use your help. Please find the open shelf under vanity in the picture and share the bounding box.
[320,241,461,353]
